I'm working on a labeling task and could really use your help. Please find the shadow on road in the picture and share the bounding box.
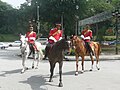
[19,75,59,90]
[0,69,21,77]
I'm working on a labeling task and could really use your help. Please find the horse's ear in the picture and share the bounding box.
[73,33,75,36]
[70,34,75,39]
[64,34,67,40]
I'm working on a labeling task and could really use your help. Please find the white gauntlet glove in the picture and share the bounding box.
[59,37,62,40]
[84,36,90,40]
[29,37,35,40]
[80,35,84,39]
[25,38,28,41]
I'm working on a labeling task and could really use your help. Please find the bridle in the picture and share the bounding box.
[20,35,29,54]
[70,36,77,49]
[20,35,27,47]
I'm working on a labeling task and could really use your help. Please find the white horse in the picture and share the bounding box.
[20,34,44,73]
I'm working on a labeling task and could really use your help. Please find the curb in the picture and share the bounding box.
[65,55,120,61]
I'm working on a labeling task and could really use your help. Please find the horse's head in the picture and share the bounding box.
[70,35,78,49]
[70,34,83,49]
[20,34,27,47]
[61,35,71,54]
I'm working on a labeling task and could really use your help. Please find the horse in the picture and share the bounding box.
[20,34,44,73]
[47,36,71,87]
[70,35,101,75]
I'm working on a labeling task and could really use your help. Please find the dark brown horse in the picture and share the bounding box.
[48,36,71,87]
[71,35,101,75]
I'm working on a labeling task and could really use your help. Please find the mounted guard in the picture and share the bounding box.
[43,23,63,60]
[26,26,39,56]
[80,25,94,55]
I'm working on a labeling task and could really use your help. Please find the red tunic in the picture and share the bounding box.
[26,31,37,44]
[48,28,63,44]
[81,29,92,42]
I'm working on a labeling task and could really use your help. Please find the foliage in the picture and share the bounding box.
[0,34,19,42]
[0,0,119,41]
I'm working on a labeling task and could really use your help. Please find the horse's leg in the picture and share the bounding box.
[49,61,56,82]
[95,43,100,70]
[89,54,94,71]
[58,61,63,87]
[34,47,44,69]
[39,49,44,59]
[75,55,79,75]
[81,56,85,73]
[43,45,49,60]
[21,53,28,73]
[35,51,40,69]
[96,56,100,70]
[32,54,35,69]
[95,53,100,70]
[31,47,36,69]
[21,54,26,73]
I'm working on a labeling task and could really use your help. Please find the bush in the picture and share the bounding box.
[0,34,19,42]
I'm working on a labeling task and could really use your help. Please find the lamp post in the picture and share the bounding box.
[75,5,79,35]
[61,0,64,36]
[61,12,64,33]
[112,9,120,54]
[36,1,40,34]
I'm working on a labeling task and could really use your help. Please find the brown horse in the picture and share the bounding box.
[48,36,71,87]
[71,35,101,75]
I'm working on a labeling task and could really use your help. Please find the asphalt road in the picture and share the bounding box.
[0,47,120,90]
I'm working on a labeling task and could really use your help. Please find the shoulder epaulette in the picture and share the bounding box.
[88,29,92,32]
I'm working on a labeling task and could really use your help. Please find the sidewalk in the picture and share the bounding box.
[65,54,120,61]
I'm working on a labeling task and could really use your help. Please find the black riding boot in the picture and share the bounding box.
[85,42,94,56]
[43,43,51,60]
[29,43,35,58]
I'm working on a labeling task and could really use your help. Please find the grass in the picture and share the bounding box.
[0,34,19,42]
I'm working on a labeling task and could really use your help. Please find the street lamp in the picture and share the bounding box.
[61,0,64,35]
[75,5,79,35]
[61,12,64,32]
[36,1,40,35]
[112,9,120,54]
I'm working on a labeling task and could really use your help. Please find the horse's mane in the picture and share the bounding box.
[74,36,83,44]
[52,39,65,49]
[55,38,66,45]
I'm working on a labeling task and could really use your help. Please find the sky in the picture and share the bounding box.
[1,0,26,8]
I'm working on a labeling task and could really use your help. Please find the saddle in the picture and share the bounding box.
[29,43,39,52]
[47,43,55,53]
[83,41,94,55]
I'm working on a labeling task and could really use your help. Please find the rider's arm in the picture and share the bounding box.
[59,30,63,40]
[84,30,92,40]
[25,33,29,41]
[80,30,85,40]
[29,32,36,41]
[89,30,92,39]
[80,35,84,39]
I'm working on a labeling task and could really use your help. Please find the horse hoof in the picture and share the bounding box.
[35,67,38,69]
[80,70,84,73]
[97,68,100,70]
[21,71,24,74]
[21,70,25,74]
[75,73,78,76]
[32,66,34,69]
[58,83,63,87]
[75,72,78,76]
[89,69,92,71]
[26,67,29,70]
[49,79,53,82]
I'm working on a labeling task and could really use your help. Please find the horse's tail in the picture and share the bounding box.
[96,42,101,55]
[39,49,44,59]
